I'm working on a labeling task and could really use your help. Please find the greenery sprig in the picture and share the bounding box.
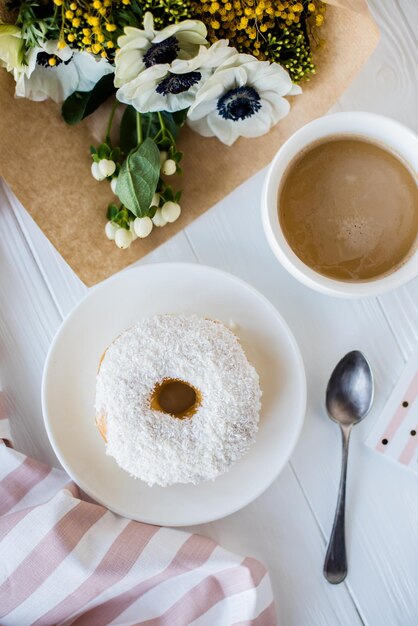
[74,89,185,247]
[2,1,326,249]
[7,0,60,48]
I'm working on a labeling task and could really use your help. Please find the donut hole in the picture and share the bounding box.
[151,379,200,419]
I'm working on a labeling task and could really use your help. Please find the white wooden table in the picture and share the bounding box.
[1,1,418,623]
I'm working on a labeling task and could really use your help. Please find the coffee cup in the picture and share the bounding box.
[262,112,418,297]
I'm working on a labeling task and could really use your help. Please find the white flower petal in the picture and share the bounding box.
[143,12,155,35]
[234,109,273,138]
[216,52,255,72]
[187,53,297,145]
[250,69,288,93]
[114,16,210,103]
[114,51,145,87]
[188,83,224,120]
[117,63,207,113]
[116,34,150,52]
[261,92,291,123]
[153,20,207,44]
[187,114,212,137]
[289,83,302,95]
[15,43,113,103]
[16,62,77,102]
[73,52,113,92]
[207,113,238,146]
[171,40,235,74]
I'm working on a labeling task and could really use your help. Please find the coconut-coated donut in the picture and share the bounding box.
[95,314,261,486]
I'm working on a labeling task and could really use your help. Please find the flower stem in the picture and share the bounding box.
[106,98,119,143]
[157,111,165,129]
[157,111,177,147]
[136,111,142,147]
[157,111,166,138]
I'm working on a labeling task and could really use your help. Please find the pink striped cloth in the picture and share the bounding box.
[0,402,276,625]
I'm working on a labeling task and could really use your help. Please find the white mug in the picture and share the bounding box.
[261,112,418,297]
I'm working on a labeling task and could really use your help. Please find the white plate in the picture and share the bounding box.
[42,263,306,526]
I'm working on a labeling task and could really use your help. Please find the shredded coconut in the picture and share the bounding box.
[95,314,261,486]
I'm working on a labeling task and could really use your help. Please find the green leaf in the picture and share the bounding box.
[163,186,174,202]
[97,142,111,159]
[115,209,131,229]
[107,203,119,220]
[120,105,137,154]
[110,147,121,162]
[120,108,180,154]
[116,138,160,218]
[172,108,189,127]
[158,137,172,151]
[62,74,115,125]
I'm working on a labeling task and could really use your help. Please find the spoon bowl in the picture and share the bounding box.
[326,350,374,427]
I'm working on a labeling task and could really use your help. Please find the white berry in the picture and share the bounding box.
[133,216,153,238]
[115,228,133,249]
[91,161,106,181]
[159,151,168,165]
[152,208,167,227]
[110,177,118,194]
[105,221,118,241]
[162,159,177,176]
[99,159,116,178]
[161,201,181,223]
[150,192,160,208]
[129,220,138,241]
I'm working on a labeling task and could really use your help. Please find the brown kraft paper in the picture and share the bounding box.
[0,1,379,285]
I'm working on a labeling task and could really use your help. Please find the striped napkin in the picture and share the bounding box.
[0,399,276,626]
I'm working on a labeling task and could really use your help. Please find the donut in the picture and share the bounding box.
[95,314,261,486]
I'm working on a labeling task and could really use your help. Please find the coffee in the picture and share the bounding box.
[278,138,418,281]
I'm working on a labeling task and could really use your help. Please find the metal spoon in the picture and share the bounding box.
[323,350,374,584]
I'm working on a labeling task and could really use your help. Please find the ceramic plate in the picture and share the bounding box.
[42,263,306,526]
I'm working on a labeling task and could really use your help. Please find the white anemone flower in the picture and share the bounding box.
[187,53,302,146]
[15,40,113,103]
[114,12,208,89]
[116,39,235,113]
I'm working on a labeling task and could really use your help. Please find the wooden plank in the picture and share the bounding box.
[1,0,417,622]
[0,183,362,623]
[190,465,362,626]
[0,180,196,458]
[183,161,417,624]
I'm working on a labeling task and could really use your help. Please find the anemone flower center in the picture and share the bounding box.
[217,86,262,121]
[36,52,72,68]
[156,71,202,95]
[144,36,180,68]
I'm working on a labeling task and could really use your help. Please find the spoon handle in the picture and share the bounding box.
[323,423,352,584]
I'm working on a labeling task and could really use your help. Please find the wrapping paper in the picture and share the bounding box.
[0,2,379,285]
[366,348,418,472]
[0,397,276,626]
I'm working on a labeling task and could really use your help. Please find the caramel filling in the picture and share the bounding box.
[150,379,200,419]
[96,411,107,442]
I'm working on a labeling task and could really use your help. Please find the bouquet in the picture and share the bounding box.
[0,0,325,249]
